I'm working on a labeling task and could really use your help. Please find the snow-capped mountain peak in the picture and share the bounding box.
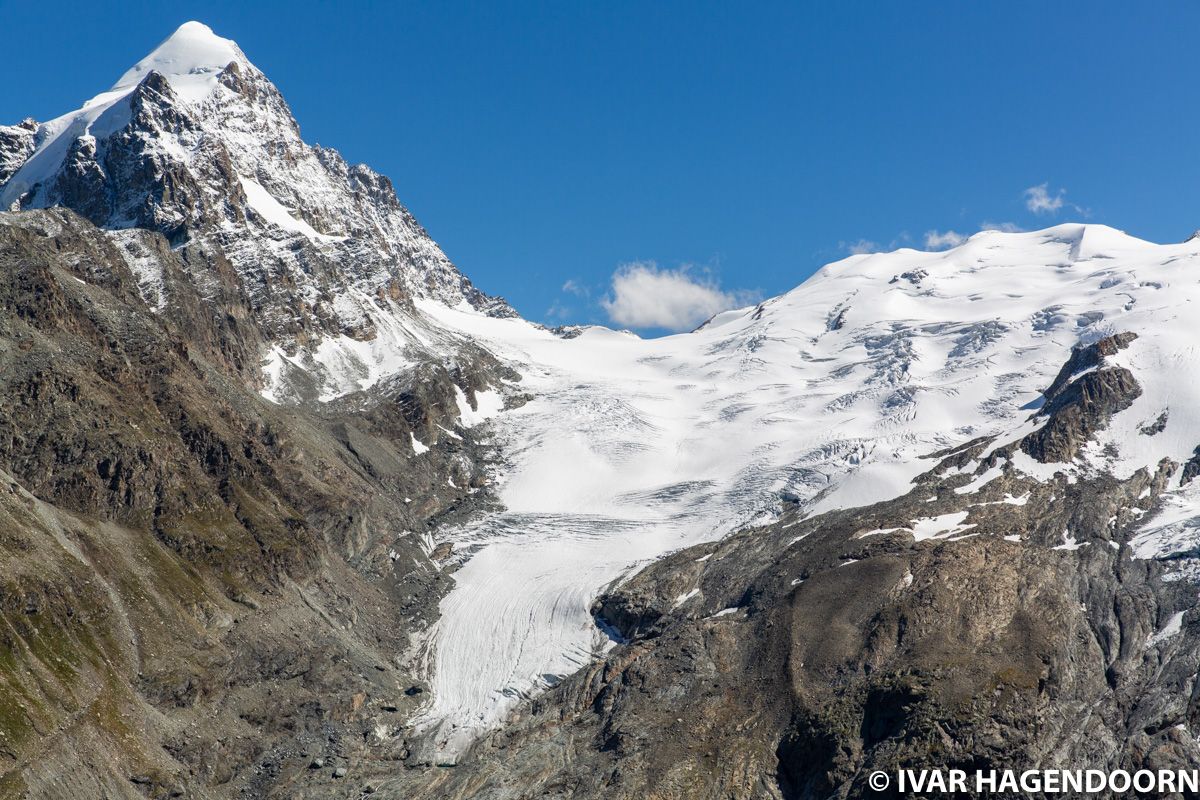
[1,21,512,401]
[1,21,249,211]
[112,21,246,104]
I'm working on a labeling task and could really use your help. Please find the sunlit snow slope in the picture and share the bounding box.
[407,224,1200,759]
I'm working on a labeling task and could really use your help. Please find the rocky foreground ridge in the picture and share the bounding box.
[0,206,517,798]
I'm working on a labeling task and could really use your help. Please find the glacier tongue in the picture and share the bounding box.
[408,225,1200,760]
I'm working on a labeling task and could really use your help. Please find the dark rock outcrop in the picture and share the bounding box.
[1180,447,1200,486]
[1021,332,1142,463]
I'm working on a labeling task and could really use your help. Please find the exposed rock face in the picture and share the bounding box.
[0,24,533,798]
[0,120,36,186]
[1021,332,1142,463]
[1182,449,1200,487]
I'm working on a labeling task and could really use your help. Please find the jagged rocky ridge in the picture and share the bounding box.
[1,22,512,404]
[0,23,524,796]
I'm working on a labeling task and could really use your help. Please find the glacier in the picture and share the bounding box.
[404,223,1200,758]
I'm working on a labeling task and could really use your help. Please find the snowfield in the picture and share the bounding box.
[397,225,1200,759]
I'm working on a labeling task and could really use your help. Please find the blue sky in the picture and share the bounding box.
[3,1,1199,333]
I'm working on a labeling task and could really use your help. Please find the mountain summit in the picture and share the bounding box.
[111,21,245,102]
[1,21,245,205]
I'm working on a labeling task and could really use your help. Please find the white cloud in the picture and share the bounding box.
[924,229,967,250]
[545,300,572,320]
[1024,183,1066,215]
[600,262,754,331]
[863,223,1019,256]
[561,279,587,296]
[838,233,913,256]
[842,239,879,255]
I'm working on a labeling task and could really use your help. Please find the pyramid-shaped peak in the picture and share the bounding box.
[172,20,221,38]
[112,21,248,105]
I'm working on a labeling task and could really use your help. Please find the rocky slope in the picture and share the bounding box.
[0,22,534,799]
[0,207,520,799]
